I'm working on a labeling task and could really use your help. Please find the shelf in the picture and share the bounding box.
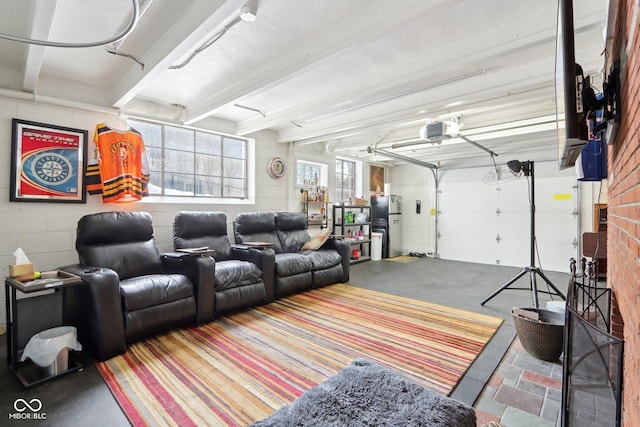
[345,239,371,245]
[7,270,81,293]
[11,359,83,389]
[593,203,607,232]
[302,199,330,228]
[335,204,371,209]
[333,204,372,265]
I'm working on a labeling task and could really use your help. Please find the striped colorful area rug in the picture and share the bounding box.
[97,284,502,426]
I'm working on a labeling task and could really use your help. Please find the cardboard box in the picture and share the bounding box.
[9,263,34,278]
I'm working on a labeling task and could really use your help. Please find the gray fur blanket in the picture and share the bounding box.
[251,358,476,427]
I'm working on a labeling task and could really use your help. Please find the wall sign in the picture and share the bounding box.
[267,157,286,179]
[10,118,88,203]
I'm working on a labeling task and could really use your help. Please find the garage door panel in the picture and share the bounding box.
[439,235,497,265]
[438,162,578,272]
[439,213,496,235]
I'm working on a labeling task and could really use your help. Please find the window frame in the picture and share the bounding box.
[295,158,329,188]
[130,118,254,204]
[336,157,358,204]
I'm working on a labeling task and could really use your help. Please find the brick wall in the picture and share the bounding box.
[607,0,640,425]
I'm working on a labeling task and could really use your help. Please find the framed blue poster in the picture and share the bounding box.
[10,118,88,203]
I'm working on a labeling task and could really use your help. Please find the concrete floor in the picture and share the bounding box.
[0,258,571,426]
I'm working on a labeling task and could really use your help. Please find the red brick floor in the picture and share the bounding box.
[474,337,563,427]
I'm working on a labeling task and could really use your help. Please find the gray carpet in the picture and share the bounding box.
[251,358,476,427]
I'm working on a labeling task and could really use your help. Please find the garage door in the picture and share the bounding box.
[437,161,578,272]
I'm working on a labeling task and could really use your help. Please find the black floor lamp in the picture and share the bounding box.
[481,160,566,308]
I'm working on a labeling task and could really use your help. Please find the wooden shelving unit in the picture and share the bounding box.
[593,203,607,232]
[589,203,608,279]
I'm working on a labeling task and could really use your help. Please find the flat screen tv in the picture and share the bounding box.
[555,0,588,170]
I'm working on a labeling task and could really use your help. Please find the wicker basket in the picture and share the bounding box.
[512,308,565,362]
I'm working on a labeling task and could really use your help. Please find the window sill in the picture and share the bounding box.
[138,196,255,205]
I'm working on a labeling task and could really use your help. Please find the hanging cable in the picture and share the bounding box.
[105,48,144,69]
[0,0,139,48]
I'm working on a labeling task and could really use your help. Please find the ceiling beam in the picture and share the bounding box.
[277,66,556,145]
[110,0,246,109]
[274,39,605,147]
[232,2,560,136]
[183,0,449,124]
[22,0,58,92]
[233,9,605,139]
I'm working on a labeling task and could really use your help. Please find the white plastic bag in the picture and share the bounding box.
[20,326,82,367]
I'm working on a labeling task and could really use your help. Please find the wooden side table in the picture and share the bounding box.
[5,271,83,388]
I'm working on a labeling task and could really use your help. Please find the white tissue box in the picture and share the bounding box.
[9,263,34,278]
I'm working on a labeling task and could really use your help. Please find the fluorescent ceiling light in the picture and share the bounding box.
[392,120,557,150]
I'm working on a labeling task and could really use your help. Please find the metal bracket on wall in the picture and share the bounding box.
[496,207,501,217]
[496,234,502,243]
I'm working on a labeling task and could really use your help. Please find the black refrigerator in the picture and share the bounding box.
[371,195,402,258]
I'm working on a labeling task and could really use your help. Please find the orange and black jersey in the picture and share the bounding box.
[86,123,150,203]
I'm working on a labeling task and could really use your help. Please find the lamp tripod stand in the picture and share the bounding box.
[481,160,566,308]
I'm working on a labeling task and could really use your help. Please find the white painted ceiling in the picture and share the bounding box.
[0,0,609,168]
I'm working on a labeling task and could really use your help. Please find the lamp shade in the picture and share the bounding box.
[507,160,523,176]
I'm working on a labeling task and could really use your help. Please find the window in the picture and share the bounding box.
[336,158,356,203]
[131,119,247,198]
[296,160,328,186]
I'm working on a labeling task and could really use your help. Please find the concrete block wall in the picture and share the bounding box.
[0,96,289,327]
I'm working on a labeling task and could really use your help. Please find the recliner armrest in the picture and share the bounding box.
[231,246,276,303]
[320,238,350,282]
[231,245,269,265]
[161,253,215,324]
[58,264,127,361]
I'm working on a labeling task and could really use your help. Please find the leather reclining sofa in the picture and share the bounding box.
[234,212,350,298]
[61,211,215,361]
[60,210,350,362]
[173,211,275,316]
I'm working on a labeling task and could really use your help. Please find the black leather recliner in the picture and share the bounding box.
[233,212,350,298]
[173,211,275,316]
[60,211,214,361]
